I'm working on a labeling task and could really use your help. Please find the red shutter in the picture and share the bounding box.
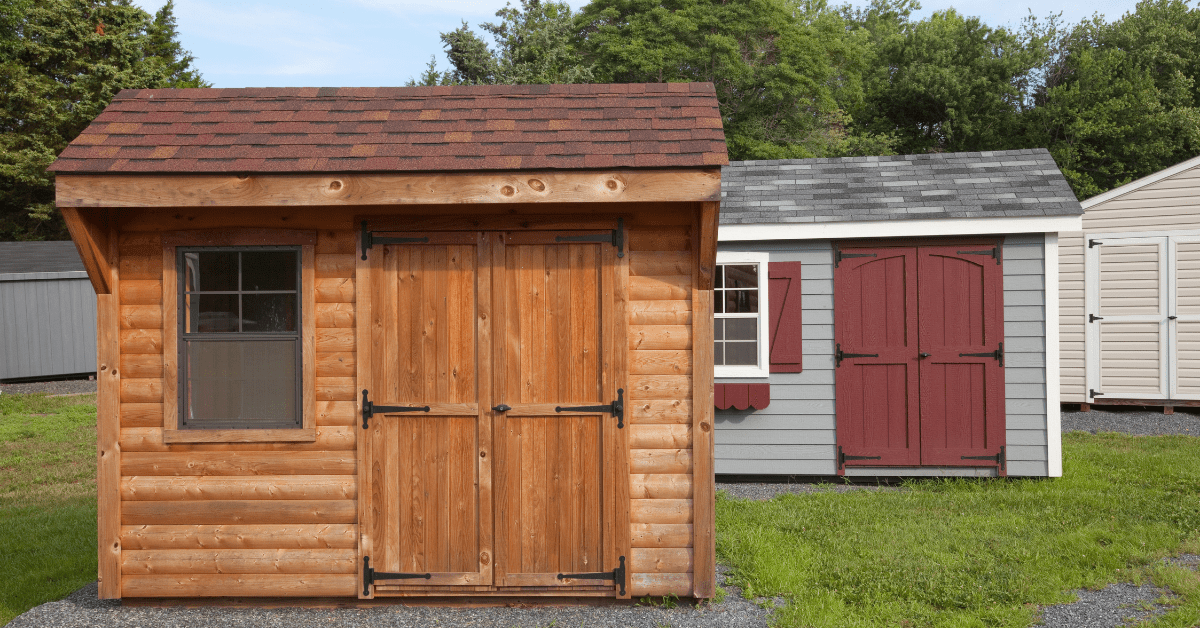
[714,384,771,410]
[768,262,803,372]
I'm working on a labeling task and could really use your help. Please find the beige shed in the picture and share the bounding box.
[1059,153,1200,409]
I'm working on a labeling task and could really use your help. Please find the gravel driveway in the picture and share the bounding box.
[7,399,1199,627]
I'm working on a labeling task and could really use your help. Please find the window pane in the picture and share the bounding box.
[714,318,724,341]
[726,318,757,340]
[242,251,297,291]
[188,294,240,333]
[725,341,758,365]
[713,290,723,314]
[724,265,757,289]
[714,267,723,290]
[723,290,758,314]
[185,340,297,428]
[714,341,724,366]
[242,294,297,332]
[185,251,238,292]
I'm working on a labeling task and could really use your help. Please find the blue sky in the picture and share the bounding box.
[131,0,1150,89]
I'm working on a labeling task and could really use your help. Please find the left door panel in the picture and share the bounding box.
[358,232,491,595]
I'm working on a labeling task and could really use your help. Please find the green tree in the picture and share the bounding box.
[441,21,498,85]
[577,0,892,159]
[1029,0,1200,198]
[0,0,207,241]
[850,4,1054,154]
[437,1,592,85]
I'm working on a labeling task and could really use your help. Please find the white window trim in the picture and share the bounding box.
[714,251,770,379]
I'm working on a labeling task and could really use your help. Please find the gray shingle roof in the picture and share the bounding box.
[720,148,1083,225]
[0,241,85,275]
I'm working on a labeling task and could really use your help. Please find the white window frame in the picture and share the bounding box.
[714,251,770,379]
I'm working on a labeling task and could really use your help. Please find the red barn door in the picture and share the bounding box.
[834,248,921,467]
[917,246,1006,468]
[835,242,1006,473]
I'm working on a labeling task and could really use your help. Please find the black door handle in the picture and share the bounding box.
[919,353,931,358]
[492,404,511,413]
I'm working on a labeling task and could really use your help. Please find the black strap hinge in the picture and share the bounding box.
[958,342,1004,366]
[1089,314,1104,323]
[960,446,1006,470]
[957,248,1001,264]
[361,390,430,429]
[835,343,879,367]
[555,389,624,428]
[361,221,430,260]
[1090,389,1104,397]
[555,218,624,258]
[838,446,882,470]
[833,245,877,268]
[557,555,626,596]
[363,556,430,595]
[1089,239,1103,248]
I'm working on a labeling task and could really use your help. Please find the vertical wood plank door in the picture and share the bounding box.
[493,232,624,593]
[834,248,921,468]
[916,245,1005,469]
[358,232,490,594]
[1090,237,1169,400]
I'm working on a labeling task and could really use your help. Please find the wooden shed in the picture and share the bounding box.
[1059,153,1200,410]
[0,242,97,381]
[48,84,726,601]
[714,150,1082,478]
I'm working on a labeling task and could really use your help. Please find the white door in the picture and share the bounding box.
[1171,236,1200,399]
[1086,236,1170,401]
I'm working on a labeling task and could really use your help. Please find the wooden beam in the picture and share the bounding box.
[60,207,113,294]
[55,169,721,208]
[97,221,121,598]
[691,200,717,599]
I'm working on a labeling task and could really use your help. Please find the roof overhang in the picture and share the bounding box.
[54,168,721,208]
[718,214,1083,241]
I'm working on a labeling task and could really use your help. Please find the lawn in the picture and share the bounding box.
[0,393,98,625]
[717,432,1200,627]
[3,394,1200,627]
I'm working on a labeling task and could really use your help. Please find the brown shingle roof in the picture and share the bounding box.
[48,83,728,174]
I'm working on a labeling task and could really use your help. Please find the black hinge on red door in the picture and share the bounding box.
[958,342,1004,367]
[833,245,877,268]
[554,218,625,258]
[360,221,430,260]
[835,344,878,368]
[362,556,430,595]
[961,446,1006,471]
[552,388,625,428]
[956,247,1001,265]
[557,555,626,596]
[361,390,430,429]
[837,445,881,470]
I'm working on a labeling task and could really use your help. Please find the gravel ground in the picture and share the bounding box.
[1035,582,1175,627]
[0,377,96,396]
[8,566,772,628]
[717,480,902,501]
[1062,404,1200,436]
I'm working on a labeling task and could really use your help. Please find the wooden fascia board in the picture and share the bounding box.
[59,206,112,294]
[54,169,721,208]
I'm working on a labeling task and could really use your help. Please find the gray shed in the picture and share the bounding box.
[714,148,1082,478]
[0,241,97,380]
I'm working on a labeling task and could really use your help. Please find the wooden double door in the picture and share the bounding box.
[355,230,628,597]
[834,243,1006,472]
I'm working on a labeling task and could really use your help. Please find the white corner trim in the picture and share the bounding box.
[714,251,770,379]
[1043,233,1063,478]
[1081,153,1200,209]
[719,214,1082,242]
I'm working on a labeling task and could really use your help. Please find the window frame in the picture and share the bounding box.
[161,230,317,443]
[714,251,771,379]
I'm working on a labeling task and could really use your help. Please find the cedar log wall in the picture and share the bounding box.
[104,203,706,599]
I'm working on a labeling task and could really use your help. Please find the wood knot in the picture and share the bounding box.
[606,179,619,190]
[700,422,711,432]
[100,364,107,371]
[501,185,515,197]
[111,369,118,377]
[328,180,343,191]
[480,551,490,565]
[527,178,545,192]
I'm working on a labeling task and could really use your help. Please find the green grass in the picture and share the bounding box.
[0,393,98,625]
[717,432,1200,627]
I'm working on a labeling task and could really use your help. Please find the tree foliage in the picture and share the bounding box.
[0,0,208,241]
